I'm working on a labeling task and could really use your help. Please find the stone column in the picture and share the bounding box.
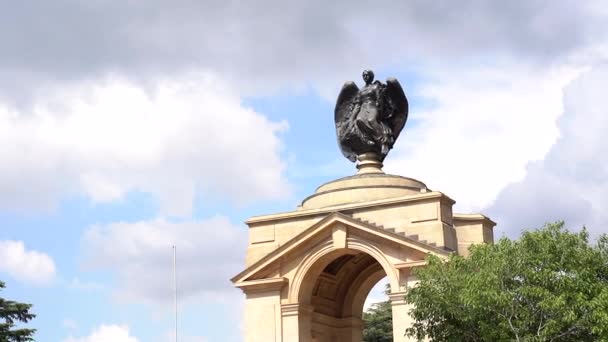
[390,273,425,342]
[237,278,287,342]
[388,291,413,342]
[281,303,314,342]
[338,316,363,342]
[243,290,282,342]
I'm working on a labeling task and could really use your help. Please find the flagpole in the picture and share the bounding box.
[173,245,177,342]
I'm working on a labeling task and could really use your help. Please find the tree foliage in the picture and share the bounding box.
[363,283,393,342]
[405,222,608,342]
[0,281,36,342]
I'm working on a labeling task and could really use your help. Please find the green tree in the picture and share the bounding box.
[405,222,608,342]
[363,283,393,342]
[0,281,36,342]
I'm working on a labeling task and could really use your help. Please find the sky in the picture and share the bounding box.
[1,1,608,341]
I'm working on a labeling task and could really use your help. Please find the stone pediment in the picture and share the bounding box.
[231,211,449,287]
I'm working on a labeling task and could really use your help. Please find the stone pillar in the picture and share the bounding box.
[388,291,413,342]
[281,303,314,342]
[339,317,363,342]
[390,273,426,342]
[237,278,287,342]
[243,290,283,342]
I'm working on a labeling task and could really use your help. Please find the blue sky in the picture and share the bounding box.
[1,1,608,341]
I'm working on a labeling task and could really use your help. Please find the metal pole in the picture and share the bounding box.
[173,245,177,342]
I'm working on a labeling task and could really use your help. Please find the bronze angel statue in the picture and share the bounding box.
[335,69,408,162]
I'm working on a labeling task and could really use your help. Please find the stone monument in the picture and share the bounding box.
[232,70,495,342]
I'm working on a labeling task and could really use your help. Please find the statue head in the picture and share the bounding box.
[362,69,374,85]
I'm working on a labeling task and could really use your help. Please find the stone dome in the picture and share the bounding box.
[300,172,428,210]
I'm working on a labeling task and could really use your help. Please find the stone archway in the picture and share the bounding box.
[297,249,389,342]
[232,172,495,342]
[232,213,455,342]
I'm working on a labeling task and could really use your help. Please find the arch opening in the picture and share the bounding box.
[362,276,392,342]
[298,249,392,342]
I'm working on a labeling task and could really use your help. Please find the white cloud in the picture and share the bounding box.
[63,324,139,342]
[386,63,586,213]
[486,63,608,237]
[81,216,246,304]
[0,1,606,219]
[0,1,604,102]
[0,240,56,285]
[0,73,289,215]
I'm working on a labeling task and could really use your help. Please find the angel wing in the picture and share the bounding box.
[334,81,359,126]
[384,78,409,145]
[334,81,359,162]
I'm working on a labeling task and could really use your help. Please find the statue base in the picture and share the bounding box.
[356,153,384,174]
